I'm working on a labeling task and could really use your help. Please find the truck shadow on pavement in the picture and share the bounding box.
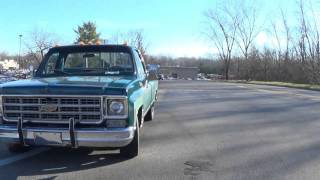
[0,147,129,179]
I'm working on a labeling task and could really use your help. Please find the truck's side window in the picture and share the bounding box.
[134,50,146,78]
[44,53,59,75]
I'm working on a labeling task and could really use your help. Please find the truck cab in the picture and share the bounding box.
[0,45,158,158]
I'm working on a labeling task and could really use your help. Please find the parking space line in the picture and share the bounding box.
[0,147,49,167]
[238,84,320,101]
[42,166,67,172]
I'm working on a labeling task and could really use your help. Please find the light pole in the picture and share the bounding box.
[18,34,22,70]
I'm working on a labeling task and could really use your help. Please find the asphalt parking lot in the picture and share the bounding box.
[1,80,320,180]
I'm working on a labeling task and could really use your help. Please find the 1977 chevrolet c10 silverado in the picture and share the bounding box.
[0,44,158,158]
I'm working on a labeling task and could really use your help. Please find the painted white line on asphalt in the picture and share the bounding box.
[294,94,320,101]
[81,161,97,166]
[0,147,49,167]
[256,89,288,94]
[42,166,67,171]
[178,90,218,92]
[247,85,320,101]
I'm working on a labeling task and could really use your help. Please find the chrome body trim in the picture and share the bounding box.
[0,125,135,148]
[2,95,104,124]
[1,94,129,125]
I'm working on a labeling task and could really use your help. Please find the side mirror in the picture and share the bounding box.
[147,70,158,81]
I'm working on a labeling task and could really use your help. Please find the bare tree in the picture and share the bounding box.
[303,0,320,83]
[279,9,292,81]
[270,19,283,80]
[205,4,240,80]
[111,30,148,58]
[129,30,147,57]
[24,28,59,64]
[109,31,124,45]
[281,10,291,63]
[293,0,318,83]
[268,8,292,81]
[236,3,260,79]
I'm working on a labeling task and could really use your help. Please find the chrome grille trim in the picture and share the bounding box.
[2,95,104,124]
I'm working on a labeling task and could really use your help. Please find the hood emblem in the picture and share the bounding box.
[40,104,58,112]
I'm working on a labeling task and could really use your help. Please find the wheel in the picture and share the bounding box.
[7,143,30,153]
[144,105,154,122]
[120,122,139,158]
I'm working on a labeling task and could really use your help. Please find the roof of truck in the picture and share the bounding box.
[49,44,135,52]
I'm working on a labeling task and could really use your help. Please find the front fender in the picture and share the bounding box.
[127,83,145,126]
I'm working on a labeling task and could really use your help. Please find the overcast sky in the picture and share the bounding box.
[0,0,318,57]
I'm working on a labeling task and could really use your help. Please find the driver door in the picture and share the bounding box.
[134,50,152,114]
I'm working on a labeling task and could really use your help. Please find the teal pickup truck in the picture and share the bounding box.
[0,45,158,158]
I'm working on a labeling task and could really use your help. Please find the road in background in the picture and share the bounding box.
[1,80,320,180]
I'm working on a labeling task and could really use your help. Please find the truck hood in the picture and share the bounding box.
[0,76,136,95]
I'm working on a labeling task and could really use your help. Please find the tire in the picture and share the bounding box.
[120,122,139,158]
[7,143,30,153]
[144,105,154,122]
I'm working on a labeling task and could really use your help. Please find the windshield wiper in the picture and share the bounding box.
[54,69,71,75]
[81,69,121,75]
[105,71,120,75]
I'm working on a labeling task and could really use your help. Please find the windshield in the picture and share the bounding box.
[38,50,134,77]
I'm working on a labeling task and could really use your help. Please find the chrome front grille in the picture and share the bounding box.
[2,96,103,124]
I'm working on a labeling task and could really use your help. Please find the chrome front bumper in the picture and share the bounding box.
[0,122,135,148]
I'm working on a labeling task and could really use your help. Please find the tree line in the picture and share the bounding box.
[205,0,320,84]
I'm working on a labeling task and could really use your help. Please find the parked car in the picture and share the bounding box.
[0,44,159,158]
[0,74,16,84]
[158,74,164,80]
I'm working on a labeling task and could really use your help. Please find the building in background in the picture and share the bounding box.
[159,66,199,79]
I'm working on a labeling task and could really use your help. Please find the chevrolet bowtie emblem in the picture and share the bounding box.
[40,104,58,112]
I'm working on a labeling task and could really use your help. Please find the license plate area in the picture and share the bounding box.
[34,132,62,145]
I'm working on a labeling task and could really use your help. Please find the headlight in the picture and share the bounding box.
[104,97,128,118]
[109,100,124,114]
